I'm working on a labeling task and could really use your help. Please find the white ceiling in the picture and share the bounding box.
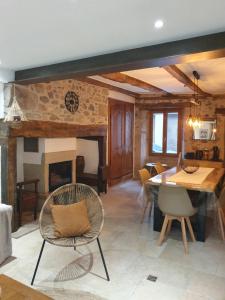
[91,56,225,95]
[177,57,225,94]
[123,69,193,94]
[90,75,149,93]
[1,0,225,71]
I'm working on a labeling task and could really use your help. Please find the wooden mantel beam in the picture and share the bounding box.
[163,65,210,96]
[101,72,169,95]
[3,121,107,138]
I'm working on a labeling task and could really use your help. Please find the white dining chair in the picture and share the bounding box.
[158,185,197,254]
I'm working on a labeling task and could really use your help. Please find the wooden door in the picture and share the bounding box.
[123,103,134,175]
[109,101,124,181]
[109,99,134,184]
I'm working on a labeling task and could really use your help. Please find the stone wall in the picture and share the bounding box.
[12,79,108,125]
[134,97,225,176]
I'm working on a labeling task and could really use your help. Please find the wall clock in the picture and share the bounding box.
[65,91,79,113]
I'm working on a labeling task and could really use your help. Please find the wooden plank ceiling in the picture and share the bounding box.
[88,56,225,100]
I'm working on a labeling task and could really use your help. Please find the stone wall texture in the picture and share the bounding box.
[13,79,108,125]
[134,97,225,176]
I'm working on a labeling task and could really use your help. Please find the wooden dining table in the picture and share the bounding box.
[146,166,225,242]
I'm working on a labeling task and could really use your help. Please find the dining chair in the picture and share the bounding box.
[157,185,197,254]
[138,168,152,223]
[216,185,225,240]
[155,162,166,174]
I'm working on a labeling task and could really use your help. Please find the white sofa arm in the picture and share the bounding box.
[0,204,13,265]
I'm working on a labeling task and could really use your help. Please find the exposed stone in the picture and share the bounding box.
[40,96,49,103]
[35,83,45,93]
[49,114,60,121]
[51,100,58,105]
[15,85,38,110]
[48,91,54,99]
[14,79,108,126]
[89,104,95,111]
[38,103,48,112]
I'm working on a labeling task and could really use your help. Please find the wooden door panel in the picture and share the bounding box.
[109,103,123,179]
[123,104,134,175]
[109,99,134,184]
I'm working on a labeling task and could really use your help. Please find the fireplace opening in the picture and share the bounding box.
[49,160,72,192]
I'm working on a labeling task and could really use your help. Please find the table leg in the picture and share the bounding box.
[195,192,208,242]
[149,185,163,231]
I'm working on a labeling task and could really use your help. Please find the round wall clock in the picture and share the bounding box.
[65,91,79,113]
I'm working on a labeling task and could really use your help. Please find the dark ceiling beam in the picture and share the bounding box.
[79,77,139,98]
[15,31,225,84]
[163,65,210,96]
[136,93,225,101]
[101,72,169,95]
[136,102,190,110]
[136,94,193,101]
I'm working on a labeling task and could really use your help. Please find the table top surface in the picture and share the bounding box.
[0,274,52,300]
[145,163,168,167]
[147,167,224,192]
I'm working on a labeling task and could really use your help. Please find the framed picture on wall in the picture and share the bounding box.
[199,129,209,139]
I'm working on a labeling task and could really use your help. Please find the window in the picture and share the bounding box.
[149,110,182,156]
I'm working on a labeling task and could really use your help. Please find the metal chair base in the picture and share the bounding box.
[31,238,110,285]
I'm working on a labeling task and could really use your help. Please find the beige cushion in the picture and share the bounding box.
[51,200,91,238]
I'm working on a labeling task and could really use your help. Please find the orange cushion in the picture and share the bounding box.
[51,200,91,238]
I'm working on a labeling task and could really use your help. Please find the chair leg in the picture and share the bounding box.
[148,200,153,219]
[181,217,188,254]
[185,217,196,242]
[221,208,225,226]
[97,238,110,281]
[141,201,149,224]
[166,219,172,235]
[218,207,225,241]
[34,196,38,221]
[31,240,46,286]
[74,238,76,251]
[158,215,169,246]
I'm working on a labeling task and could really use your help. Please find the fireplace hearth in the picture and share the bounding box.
[49,161,72,192]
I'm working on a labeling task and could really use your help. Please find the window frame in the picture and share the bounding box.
[149,109,182,157]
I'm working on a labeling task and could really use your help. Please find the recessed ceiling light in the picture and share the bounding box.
[154,19,164,29]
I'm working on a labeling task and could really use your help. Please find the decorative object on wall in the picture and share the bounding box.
[192,118,217,140]
[186,71,202,128]
[4,84,27,124]
[65,91,79,113]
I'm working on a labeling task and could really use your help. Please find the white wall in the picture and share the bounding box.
[44,138,76,153]
[0,68,15,83]
[76,139,99,174]
[0,69,14,120]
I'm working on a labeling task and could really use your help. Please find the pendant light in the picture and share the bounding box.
[187,101,193,127]
[4,84,27,125]
[187,71,202,128]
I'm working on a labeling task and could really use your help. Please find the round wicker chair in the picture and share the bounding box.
[31,183,109,285]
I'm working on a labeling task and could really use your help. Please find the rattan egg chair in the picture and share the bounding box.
[31,183,109,285]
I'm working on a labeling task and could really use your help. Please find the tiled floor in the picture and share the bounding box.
[1,180,225,300]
